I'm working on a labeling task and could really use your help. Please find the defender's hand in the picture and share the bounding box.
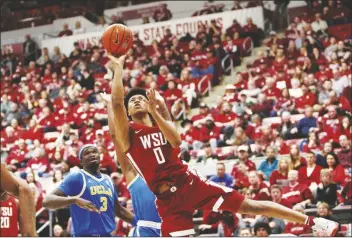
[75,197,100,213]
[146,87,158,114]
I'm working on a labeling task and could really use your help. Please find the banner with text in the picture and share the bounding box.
[41,7,264,56]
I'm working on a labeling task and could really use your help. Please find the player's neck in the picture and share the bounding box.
[132,114,153,127]
[83,167,101,176]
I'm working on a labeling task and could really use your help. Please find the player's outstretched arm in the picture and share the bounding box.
[115,199,134,224]
[0,163,37,236]
[43,188,100,213]
[147,87,182,148]
[107,53,131,152]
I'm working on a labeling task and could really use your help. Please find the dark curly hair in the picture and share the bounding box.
[124,87,147,119]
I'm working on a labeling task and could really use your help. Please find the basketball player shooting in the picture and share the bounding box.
[0,163,37,236]
[107,53,339,237]
[101,92,163,237]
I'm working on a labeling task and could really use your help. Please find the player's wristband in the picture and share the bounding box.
[131,216,137,226]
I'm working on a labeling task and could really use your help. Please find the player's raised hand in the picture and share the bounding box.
[146,87,158,114]
[106,52,126,80]
[154,89,165,107]
[75,197,100,213]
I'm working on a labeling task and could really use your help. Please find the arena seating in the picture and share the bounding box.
[1,0,351,237]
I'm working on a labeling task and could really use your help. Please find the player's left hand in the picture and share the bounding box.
[154,89,165,107]
[146,87,158,114]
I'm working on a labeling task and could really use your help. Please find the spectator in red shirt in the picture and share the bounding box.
[250,94,273,118]
[198,116,221,148]
[180,119,202,151]
[36,107,56,131]
[270,184,292,208]
[270,158,289,186]
[294,84,317,112]
[153,3,172,22]
[312,47,328,66]
[248,171,270,201]
[191,103,211,124]
[27,148,49,176]
[214,101,237,128]
[282,170,313,209]
[262,77,282,101]
[337,135,352,169]
[226,19,243,37]
[231,145,256,189]
[97,144,117,175]
[58,24,73,37]
[163,80,183,109]
[160,28,175,47]
[243,17,262,46]
[302,131,321,153]
[22,118,43,143]
[298,151,323,187]
[6,139,28,171]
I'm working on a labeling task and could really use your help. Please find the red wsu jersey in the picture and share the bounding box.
[125,122,188,194]
[0,195,19,237]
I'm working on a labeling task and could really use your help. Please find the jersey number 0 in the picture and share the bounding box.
[153,147,166,164]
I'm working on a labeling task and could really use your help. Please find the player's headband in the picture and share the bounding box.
[78,144,97,160]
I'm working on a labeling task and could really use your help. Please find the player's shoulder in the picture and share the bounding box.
[64,169,84,181]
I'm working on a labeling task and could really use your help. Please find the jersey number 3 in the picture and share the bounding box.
[100,197,108,212]
[153,147,166,164]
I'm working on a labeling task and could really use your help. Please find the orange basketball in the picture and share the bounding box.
[101,24,134,57]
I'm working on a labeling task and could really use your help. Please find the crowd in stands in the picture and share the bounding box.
[1,0,351,237]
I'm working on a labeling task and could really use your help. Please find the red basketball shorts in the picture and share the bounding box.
[155,169,245,237]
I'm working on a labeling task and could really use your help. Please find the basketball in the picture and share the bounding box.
[101,24,133,57]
